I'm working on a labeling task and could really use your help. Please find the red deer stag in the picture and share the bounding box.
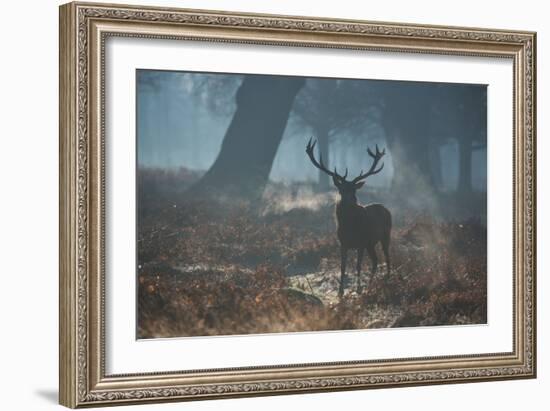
[306,138,391,298]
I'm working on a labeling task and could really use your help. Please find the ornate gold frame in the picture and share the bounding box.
[59,1,536,408]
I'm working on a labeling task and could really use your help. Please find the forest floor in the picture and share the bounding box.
[137,168,487,338]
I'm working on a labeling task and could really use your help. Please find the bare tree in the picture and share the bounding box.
[190,74,305,199]
[430,83,487,193]
[373,81,439,201]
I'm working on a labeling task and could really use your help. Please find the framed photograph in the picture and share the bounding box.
[59,1,536,408]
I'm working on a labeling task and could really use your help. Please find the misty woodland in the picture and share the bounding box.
[137,70,487,338]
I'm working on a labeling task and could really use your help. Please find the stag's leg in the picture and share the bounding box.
[339,247,348,299]
[356,248,364,294]
[366,245,378,284]
[381,235,391,275]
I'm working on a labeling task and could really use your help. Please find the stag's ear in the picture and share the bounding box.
[354,181,365,189]
[332,175,342,187]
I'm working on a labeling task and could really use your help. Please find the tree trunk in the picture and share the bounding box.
[458,136,472,193]
[191,75,304,199]
[385,127,434,191]
[429,142,443,190]
[382,91,437,209]
[456,85,485,194]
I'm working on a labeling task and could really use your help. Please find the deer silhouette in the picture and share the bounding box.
[306,138,392,298]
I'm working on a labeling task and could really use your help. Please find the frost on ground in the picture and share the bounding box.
[137,171,487,339]
[288,264,405,330]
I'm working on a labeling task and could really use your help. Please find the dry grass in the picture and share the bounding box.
[137,169,487,338]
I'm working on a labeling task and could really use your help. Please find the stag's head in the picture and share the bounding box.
[306,138,386,204]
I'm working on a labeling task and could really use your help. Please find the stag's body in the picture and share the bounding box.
[336,201,392,296]
[306,138,392,298]
[336,202,391,253]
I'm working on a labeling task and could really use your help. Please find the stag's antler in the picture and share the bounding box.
[306,137,347,182]
[351,145,386,183]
